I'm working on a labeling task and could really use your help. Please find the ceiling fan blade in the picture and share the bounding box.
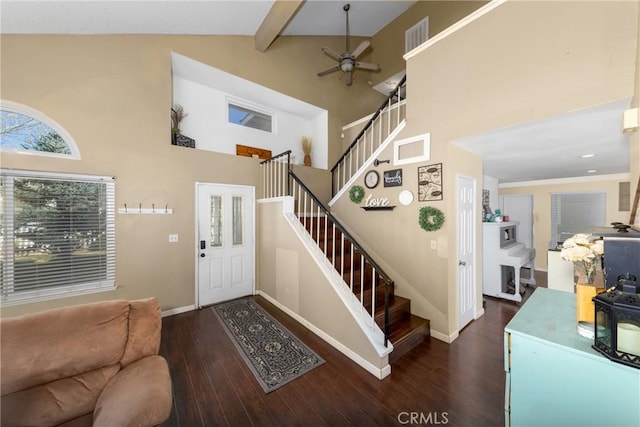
[355,61,380,71]
[317,64,341,77]
[351,40,370,59]
[321,46,341,61]
[344,71,352,86]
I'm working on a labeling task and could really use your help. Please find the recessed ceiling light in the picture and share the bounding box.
[581,154,595,158]
[587,169,597,173]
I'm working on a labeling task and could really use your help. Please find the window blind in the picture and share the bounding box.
[550,192,606,248]
[1,170,115,305]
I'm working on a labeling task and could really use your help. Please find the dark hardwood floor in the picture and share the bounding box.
[160,274,546,427]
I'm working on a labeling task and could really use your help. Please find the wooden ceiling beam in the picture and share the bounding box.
[254,0,303,52]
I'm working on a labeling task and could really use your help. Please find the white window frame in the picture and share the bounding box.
[226,97,275,134]
[550,191,606,248]
[394,133,431,165]
[0,100,81,159]
[1,169,116,306]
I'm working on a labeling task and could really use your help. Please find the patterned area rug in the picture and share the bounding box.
[212,297,325,393]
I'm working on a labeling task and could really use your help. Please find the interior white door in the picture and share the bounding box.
[197,184,254,307]
[457,175,476,330]
[500,195,534,249]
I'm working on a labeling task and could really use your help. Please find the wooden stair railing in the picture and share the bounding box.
[287,171,393,347]
[262,147,429,361]
[296,212,430,362]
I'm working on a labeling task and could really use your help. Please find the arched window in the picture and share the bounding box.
[0,101,80,159]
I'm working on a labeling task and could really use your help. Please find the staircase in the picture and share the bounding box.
[259,76,429,364]
[299,214,429,362]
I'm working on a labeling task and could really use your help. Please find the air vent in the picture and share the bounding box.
[405,17,429,53]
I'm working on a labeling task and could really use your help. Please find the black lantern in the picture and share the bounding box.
[593,274,640,369]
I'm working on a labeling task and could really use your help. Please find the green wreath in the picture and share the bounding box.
[349,185,365,204]
[419,206,445,232]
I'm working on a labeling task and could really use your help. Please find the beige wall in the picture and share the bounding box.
[330,0,638,339]
[0,34,380,317]
[500,176,631,271]
[258,200,386,371]
[371,1,487,86]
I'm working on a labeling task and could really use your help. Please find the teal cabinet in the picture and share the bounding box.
[504,288,640,427]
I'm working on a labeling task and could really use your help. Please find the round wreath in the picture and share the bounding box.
[349,185,365,204]
[419,206,445,232]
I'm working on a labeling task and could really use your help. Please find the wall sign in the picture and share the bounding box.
[361,194,395,211]
[383,169,403,187]
[418,163,443,201]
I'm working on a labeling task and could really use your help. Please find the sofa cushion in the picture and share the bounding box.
[0,364,120,427]
[121,297,162,367]
[1,300,130,395]
[93,355,173,427]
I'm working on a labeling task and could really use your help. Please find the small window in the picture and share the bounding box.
[1,170,115,306]
[0,101,80,159]
[227,101,273,133]
[394,133,431,165]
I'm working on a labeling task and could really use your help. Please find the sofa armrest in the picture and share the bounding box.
[93,355,172,427]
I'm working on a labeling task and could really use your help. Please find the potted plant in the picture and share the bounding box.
[170,104,195,148]
[301,136,312,167]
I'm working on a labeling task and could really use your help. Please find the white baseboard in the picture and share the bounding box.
[257,290,391,380]
[430,328,459,344]
[161,304,195,318]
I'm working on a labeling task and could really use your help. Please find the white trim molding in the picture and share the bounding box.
[257,290,392,380]
[162,305,196,318]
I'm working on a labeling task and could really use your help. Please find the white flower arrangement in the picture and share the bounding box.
[560,233,604,283]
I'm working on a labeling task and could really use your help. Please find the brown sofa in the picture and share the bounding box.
[0,297,172,427]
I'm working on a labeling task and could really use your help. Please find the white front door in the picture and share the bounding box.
[457,175,476,330]
[197,183,254,307]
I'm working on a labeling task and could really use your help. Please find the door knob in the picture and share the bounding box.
[200,253,205,258]
[458,260,466,266]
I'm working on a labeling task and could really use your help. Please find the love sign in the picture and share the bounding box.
[364,194,390,207]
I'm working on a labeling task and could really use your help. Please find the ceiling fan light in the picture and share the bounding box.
[341,58,354,72]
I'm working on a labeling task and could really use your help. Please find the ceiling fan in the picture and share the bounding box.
[316,3,380,86]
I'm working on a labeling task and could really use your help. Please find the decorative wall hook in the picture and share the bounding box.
[373,159,390,167]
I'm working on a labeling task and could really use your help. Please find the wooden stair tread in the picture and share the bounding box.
[388,315,430,342]
[388,315,430,364]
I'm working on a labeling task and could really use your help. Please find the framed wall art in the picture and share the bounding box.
[383,169,403,187]
[418,163,443,201]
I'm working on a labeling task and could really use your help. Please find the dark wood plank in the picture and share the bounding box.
[160,281,544,426]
